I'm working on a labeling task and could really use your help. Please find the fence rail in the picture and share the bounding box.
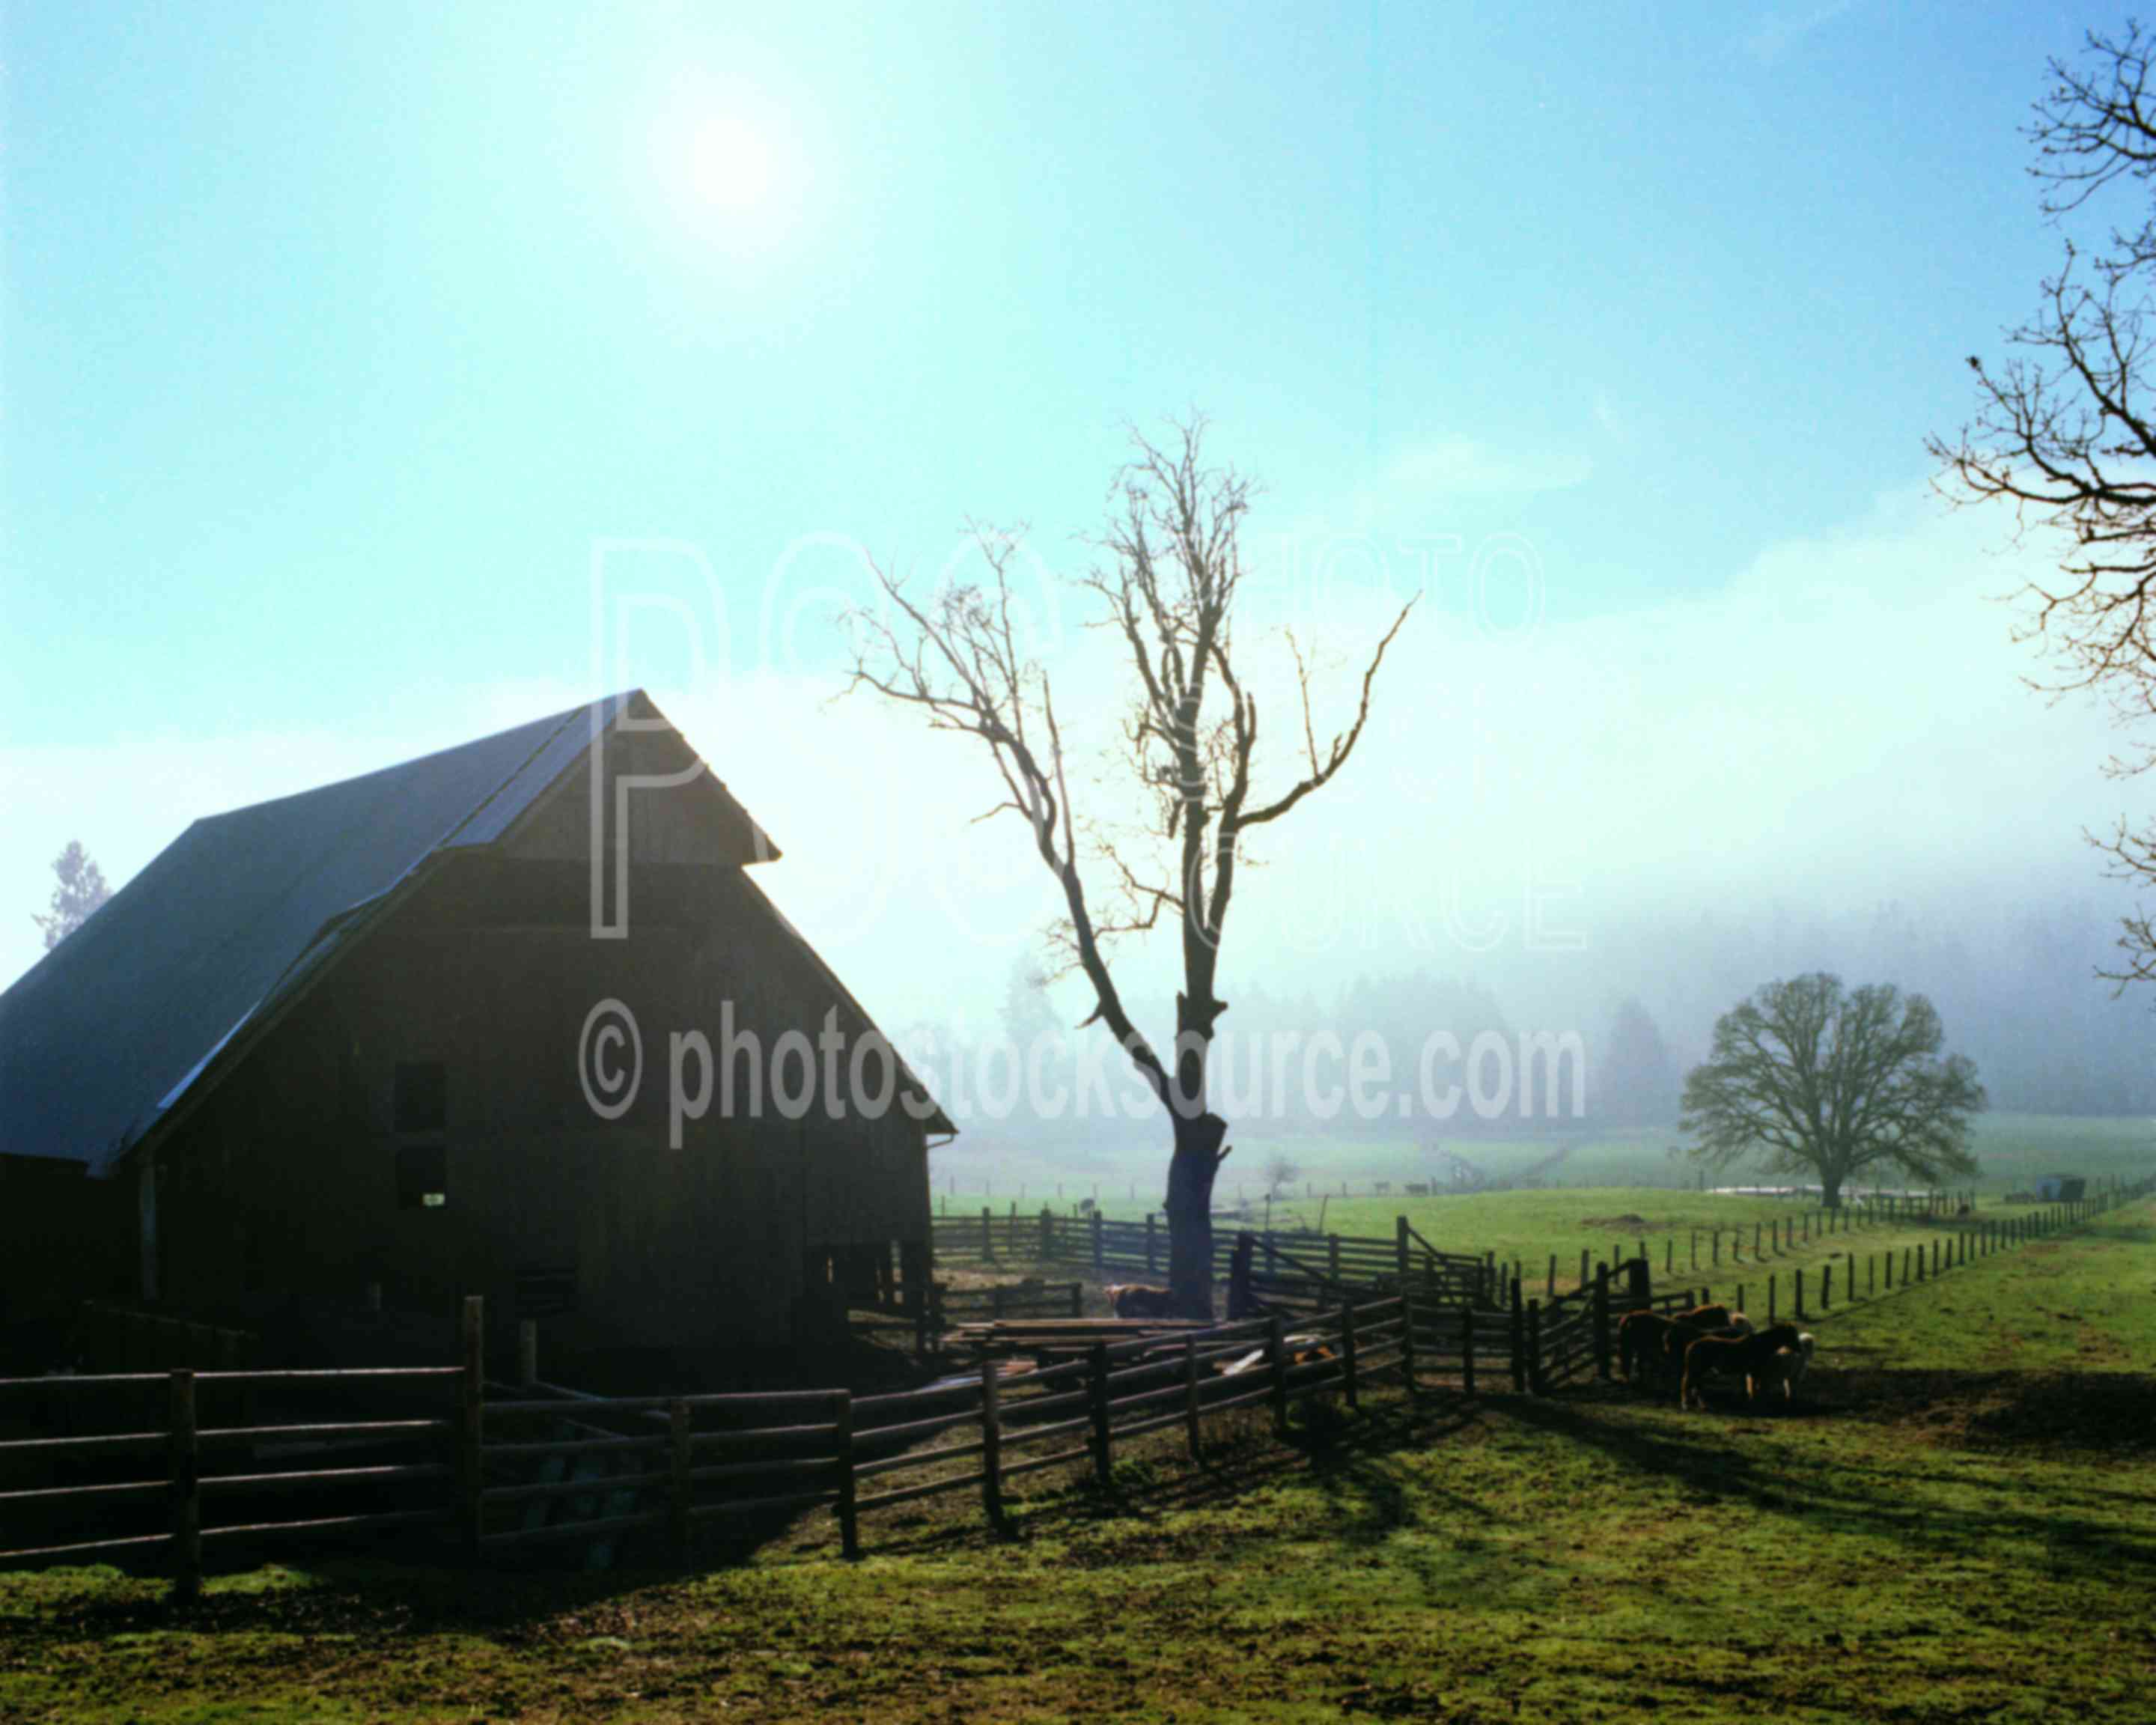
[928,1211,1503,1312]
[8,1181,2148,1598]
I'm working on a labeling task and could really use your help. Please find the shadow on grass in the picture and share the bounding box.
[13,1368,2154,1644]
[1503,1368,2156,1584]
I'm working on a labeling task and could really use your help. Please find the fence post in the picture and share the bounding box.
[1184,1336,1203,1459]
[1526,1300,1545,1396]
[1088,1342,1114,1486]
[1822,1262,1833,1309]
[1396,1216,1411,1280]
[832,1391,859,1560]
[1664,1237,1672,1274]
[1340,1301,1360,1411]
[1580,1248,1591,1291]
[459,1294,484,1556]
[1329,1235,1342,1280]
[1461,1306,1476,1398]
[1041,1207,1053,1259]
[1091,1210,1104,1274]
[168,1370,200,1603]
[1794,1268,1806,1318]
[1547,1255,1558,1298]
[1592,1265,1612,1381]
[981,1207,993,1263]
[517,1319,538,1388]
[1509,1281,1526,1393]
[979,1358,1005,1533]
[1269,1315,1290,1437]
[669,1399,692,1561]
[1069,1282,1083,1318]
[1147,1214,1158,1275]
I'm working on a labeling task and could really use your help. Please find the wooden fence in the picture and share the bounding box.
[8,1180,2145,1598]
[0,1362,463,1600]
[930,1211,1503,1310]
[1514,1175,2156,1390]
[1,1294,1417,1590]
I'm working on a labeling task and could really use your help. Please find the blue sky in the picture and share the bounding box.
[3,1,2146,1032]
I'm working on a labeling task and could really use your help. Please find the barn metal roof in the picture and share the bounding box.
[0,693,947,1175]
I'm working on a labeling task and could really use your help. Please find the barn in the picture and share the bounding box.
[0,692,948,1375]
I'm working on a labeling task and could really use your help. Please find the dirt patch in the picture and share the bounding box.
[1583,1214,1653,1232]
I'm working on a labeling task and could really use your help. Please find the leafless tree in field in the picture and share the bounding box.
[845,418,1413,1314]
[1680,975,1985,1209]
[1933,21,2156,988]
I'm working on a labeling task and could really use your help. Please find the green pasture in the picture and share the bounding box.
[6,1199,2154,1722]
[936,1113,2155,1298]
[936,1113,2156,1220]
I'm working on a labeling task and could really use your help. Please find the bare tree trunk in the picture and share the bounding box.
[1165,1112,1227,1316]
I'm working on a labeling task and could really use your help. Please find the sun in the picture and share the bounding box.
[682,110,770,214]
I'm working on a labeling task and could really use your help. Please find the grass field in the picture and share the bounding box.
[5,1199,2154,1722]
[939,1112,2156,1300]
[940,1113,2156,1218]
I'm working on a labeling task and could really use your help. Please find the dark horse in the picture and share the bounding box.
[1681,1322,1803,1409]
[1616,1304,1735,1383]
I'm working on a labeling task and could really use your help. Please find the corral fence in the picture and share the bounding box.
[931,1211,1507,1312]
[7,1181,2146,1600]
[3,1293,1416,1594]
[1516,1175,2156,1390]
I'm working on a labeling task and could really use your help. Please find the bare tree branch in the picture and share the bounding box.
[843,416,1415,1313]
[1936,20,2156,994]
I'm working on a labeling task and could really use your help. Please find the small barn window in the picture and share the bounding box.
[396,1144,448,1210]
[394,1062,447,1133]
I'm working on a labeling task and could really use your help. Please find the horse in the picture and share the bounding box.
[1680,1323,1805,1409]
[1753,1332,1817,1402]
[1104,1284,1178,1319]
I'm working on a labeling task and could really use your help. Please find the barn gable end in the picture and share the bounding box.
[0,693,944,1372]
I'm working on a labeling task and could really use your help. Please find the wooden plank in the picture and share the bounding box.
[999,1446,1092,1481]
[168,1372,200,1602]
[0,1531,172,1564]
[198,1462,452,1495]
[202,1505,451,1542]
[852,1438,986,1480]
[979,1357,1004,1533]
[483,1469,672,1506]
[0,1478,166,1506]
[857,1471,987,1511]
[1088,1343,1113,1486]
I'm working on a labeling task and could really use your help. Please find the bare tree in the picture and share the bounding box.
[845,419,1412,1313]
[1263,1152,1302,1199]
[1679,975,1985,1208]
[32,841,112,952]
[1932,21,2156,988]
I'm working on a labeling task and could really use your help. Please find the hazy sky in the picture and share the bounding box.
[4,3,2149,1050]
